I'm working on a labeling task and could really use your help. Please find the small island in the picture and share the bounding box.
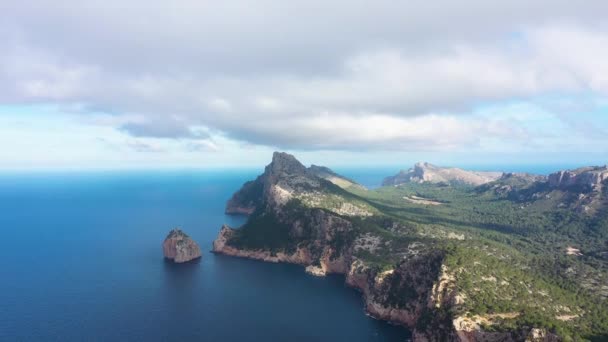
[163,228,202,263]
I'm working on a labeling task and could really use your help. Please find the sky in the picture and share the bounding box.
[1,1,607,170]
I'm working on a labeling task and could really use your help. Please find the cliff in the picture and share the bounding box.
[213,152,597,341]
[308,165,367,191]
[214,152,443,336]
[479,166,608,215]
[225,152,373,217]
[213,223,446,337]
[548,166,608,190]
[383,162,502,187]
[163,228,202,263]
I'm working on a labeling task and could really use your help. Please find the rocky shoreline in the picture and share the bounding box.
[211,152,564,341]
[212,226,560,341]
[212,225,431,336]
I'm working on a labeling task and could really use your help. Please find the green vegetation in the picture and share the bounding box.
[354,183,608,340]
[227,168,608,340]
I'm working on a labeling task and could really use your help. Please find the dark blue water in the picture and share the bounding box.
[0,171,410,341]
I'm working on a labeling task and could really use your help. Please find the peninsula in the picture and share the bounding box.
[214,152,608,341]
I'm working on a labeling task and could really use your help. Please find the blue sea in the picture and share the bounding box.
[0,162,579,341]
[0,170,411,341]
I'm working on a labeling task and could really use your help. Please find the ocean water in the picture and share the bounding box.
[0,171,411,341]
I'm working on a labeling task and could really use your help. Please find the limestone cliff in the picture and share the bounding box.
[481,165,608,215]
[308,165,367,191]
[548,166,608,190]
[213,152,565,341]
[226,152,371,216]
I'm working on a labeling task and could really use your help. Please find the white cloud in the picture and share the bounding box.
[0,0,607,154]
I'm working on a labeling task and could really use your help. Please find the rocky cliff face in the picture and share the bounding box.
[478,172,547,198]
[225,177,264,214]
[215,152,448,339]
[483,166,608,215]
[346,254,446,328]
[308,165,367,191]
[163,228,202,263]
[213,223,445,335]
[548,166,608,190]
[543,166,608,215]
[383,162,502,187]
[225,152,373,217]
[213,152,565,341]
[226,152,317,214]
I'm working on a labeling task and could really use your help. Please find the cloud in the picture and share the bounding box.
[1,1,607,152]
[119,118,208,139]
[126,140,164,153]
[185,140,221,153]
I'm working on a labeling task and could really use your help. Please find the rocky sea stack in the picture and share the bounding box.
[163,228,202,263]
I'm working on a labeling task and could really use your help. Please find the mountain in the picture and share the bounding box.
[225,152,369,215]
[214,152,608,341]
[308,164,366,191]
[382,162,503,187]
[548,166,608,190]
[479,166,608,215]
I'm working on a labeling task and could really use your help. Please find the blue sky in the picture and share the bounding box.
[1,1,607,170]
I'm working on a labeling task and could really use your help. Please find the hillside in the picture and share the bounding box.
[214,152,608,341]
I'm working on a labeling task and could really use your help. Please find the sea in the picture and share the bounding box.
[0,170,411,341]
[0,164,575,341]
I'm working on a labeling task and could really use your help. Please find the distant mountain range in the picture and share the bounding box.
[382,162,503,186]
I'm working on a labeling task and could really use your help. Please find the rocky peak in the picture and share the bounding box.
[165,228,188,239]
[225,152,371,216]
[266,152,308,177]
[226,152,344,214]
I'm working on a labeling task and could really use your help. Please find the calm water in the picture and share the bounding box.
[0,171,410,341]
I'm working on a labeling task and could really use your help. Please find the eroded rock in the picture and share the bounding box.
[163,228,202,263]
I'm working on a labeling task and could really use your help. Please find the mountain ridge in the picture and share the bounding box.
[382,162,503,187]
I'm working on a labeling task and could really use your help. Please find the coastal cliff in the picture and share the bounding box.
[213,152,598,341]
[213,152,440,335]
[213,223,445,337]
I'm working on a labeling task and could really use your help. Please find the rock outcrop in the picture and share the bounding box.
[477,172,547,198]
[548,166,608,190]
[226,152,368,215]
[163,228,202,263]
[483,166,608,215]
[225,178,264,214]
[383,162,502,187]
